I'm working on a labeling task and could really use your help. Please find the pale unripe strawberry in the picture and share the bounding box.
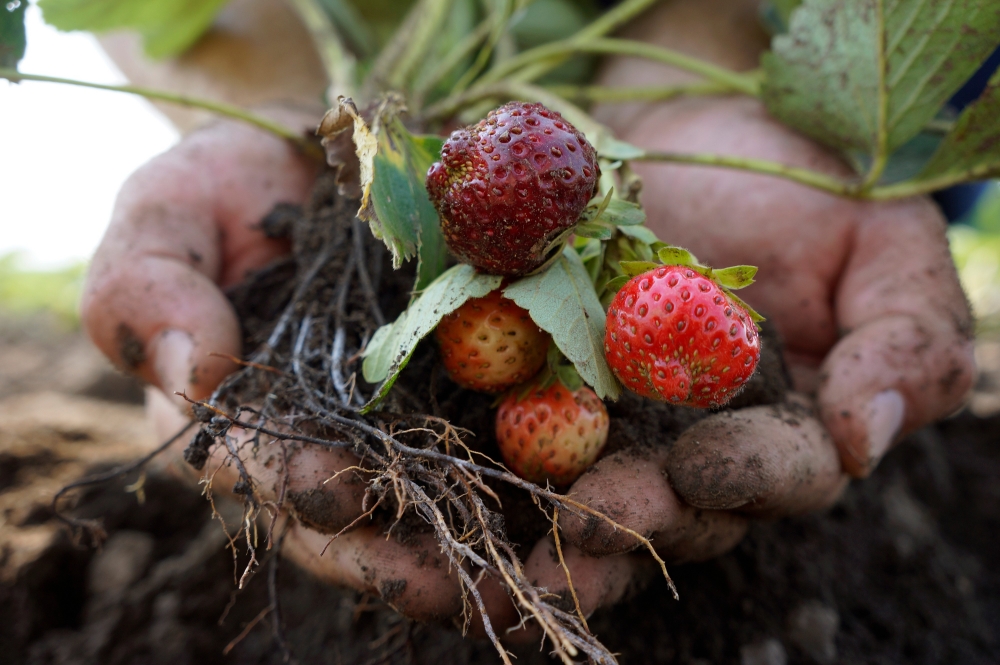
[495,381,609,487]
[435,290,549,393]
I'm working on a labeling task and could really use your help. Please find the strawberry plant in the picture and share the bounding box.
[5,0,1000,663]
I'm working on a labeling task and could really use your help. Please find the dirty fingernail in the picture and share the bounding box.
[866,389,905,467]
[153,329,194,402]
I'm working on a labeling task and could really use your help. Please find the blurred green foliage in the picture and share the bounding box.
[950,182,1000,333]
[0,253,86,327]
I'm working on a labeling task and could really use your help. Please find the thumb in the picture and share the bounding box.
[82,112,319,406]
[83,253,243,404]
[819,197,975,477]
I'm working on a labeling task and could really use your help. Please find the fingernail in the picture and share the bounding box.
[867,389,905,466]
[153,329,194,401]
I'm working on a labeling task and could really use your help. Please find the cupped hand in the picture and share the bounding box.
[502,94,976,634]
[83,112,468,622]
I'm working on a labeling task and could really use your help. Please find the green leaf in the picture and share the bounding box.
[918,70,1000,181]
[361,264,502,410]
[713,265,758,289]
[618,260,658,277]
[581,188,614,223]
[601,274,630,294]
[39,0,229,58]
[556,364,584,391]
[599,198,646,226]
[581,192,646,228]
[318,0,377,57]
[574,222,614,239]
[617,224,660,244]
[1,0,26,70]
[762,0,1000,167]
[377,126,448,290]
[657,246,697,266]
[503,248,621,400]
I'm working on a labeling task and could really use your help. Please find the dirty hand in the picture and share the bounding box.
[81,113,477,622]
[82,100,975,636]
[499,94,977,633]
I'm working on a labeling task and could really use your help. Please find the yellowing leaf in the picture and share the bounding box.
[319,96,447,287]
[319,96,378,220]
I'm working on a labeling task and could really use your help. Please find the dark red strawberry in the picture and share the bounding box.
[495,380,609,486]
[426,101,599,276]
[604,265,761,408]
[435,289,549,393]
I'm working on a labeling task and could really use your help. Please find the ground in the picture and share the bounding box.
[1,308,998,665]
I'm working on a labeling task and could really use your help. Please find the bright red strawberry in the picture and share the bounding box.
[604,266,761,408]
[426,101,600,276]
[435,289,549,392]
[496,380,609,486]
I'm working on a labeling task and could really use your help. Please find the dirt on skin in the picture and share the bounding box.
[1,170,998,663]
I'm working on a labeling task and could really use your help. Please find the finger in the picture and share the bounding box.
[820,197,976,476]
[496,538,647,645]
[81,113,320,404]
[148,391,369,533]
[468,571,521,641]
[285,522,464,622]
[560,446,749,560]
[665,397,846,517]
[525,538,644,618]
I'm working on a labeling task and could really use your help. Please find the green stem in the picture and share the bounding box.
[863,0,889,189]
[504,0,660,85]
[421,80,619,157]
[287,0,358,100]
[449,0,517,96]
[866,164,1000,200]
[411,18,493,104]
[637,150,860,196]
[385,0,456,92]
[0,69,323,159]
[545,81,731,104]
[476,38,760,96]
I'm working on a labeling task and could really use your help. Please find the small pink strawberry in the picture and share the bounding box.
[496,380,609,486]
[435,289,549,393]
[604,265,761,408]
[426,101,600,276]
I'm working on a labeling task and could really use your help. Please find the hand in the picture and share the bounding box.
[498,94,976,632]
[82,113,467,621]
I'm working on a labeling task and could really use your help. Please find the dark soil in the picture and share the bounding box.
[4,412,996,665]
[4,170,997,664]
